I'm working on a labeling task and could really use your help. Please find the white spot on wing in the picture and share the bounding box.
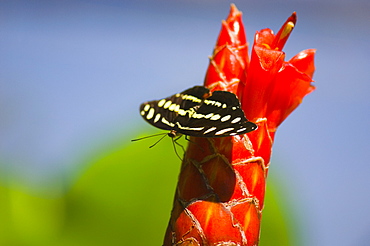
[163,101,172,109]
[237,127,247,132]
[205,113,213,119]
[210,114,221,120]
[175,122,204,131]
[154,113,161,123]
[157,99,166,107]
[215,128,234,135]
[146,108,155,120]
[221,115,231,122]
[161,117,175,127]
[231,117,241,123]
[204,100,222,107]
[182,95,201,103]
[178,109,186,116]
[144,104,150,111]
[192,113,204,119]
[204,127,217,134]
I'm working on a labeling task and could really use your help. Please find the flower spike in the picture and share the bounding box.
[163,5,315,246]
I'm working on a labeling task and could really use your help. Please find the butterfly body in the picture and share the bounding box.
[140,86,257,138]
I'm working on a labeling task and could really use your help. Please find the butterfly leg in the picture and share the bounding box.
[184,135,205,152]
[172,135,185,161]
[174,135,186,152]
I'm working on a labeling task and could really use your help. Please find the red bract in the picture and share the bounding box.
[241,12,315,131]
[163,4,315,246]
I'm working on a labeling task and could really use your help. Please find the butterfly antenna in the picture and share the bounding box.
[131,133,167,142]
[149,133,168,148]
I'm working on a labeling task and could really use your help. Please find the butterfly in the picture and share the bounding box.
[138,86,257,139]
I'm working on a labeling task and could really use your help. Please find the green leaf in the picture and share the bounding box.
[259,175,301,246]
[59,132,181,245]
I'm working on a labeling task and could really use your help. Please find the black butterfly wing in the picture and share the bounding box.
[139,86,209,132]
[140,100,174,131]
[174,90,257,137]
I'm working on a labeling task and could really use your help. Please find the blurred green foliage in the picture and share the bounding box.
[0,131,300,245]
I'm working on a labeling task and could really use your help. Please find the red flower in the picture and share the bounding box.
[241,12,315,131]
[163,4,315,245]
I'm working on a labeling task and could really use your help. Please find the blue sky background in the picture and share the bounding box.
[0,0,369,245]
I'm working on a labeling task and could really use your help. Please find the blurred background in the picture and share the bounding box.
[1,0,369,245]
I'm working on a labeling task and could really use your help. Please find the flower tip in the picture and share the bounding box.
[285,12,297,31]
[290,12,297,24]
[271,12,297,51]
[230,3,239,13]
[228,3,242,18]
